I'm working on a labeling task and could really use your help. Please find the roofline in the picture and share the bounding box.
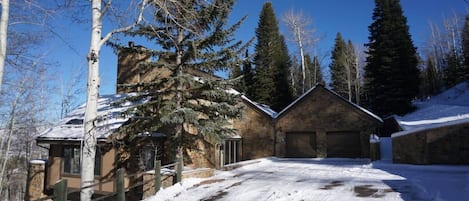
[275,84,383,124]
[241,95,277,119]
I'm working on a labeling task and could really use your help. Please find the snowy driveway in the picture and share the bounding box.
[147,158,469,201]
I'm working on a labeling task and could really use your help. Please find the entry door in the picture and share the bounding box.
[286,132,317,157]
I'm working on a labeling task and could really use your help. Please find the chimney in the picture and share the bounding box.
[116,42,151,93]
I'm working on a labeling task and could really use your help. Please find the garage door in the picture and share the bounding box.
[286,132,317,157]
[327,132,361,158]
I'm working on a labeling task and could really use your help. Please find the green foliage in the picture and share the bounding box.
[462,13,469,82]
[117,0,246,154]
[329,33,359,102]
[329,33,349,98]
[252,2,293,111]
[364,0,420,116]
[419,56,442,97]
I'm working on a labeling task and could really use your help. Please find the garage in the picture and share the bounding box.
[286,132,317,157]
[326,131,361,158]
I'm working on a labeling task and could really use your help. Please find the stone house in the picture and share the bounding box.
[35,42,383,197]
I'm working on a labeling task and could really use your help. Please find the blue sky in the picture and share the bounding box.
[46,0,468,98]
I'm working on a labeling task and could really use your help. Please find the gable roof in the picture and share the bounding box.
[36,93,145,143]
[241,95,278,118]
[227,88,277,118]
[276,84,383,123]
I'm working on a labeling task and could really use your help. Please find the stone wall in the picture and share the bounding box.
[275,87,380,158]
[25,160,47,201]
[233,101,274,160]
[393,121,469,164]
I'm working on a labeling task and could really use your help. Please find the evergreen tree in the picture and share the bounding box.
[119,0,246,161]
[303,54,324,90]
[272,35,293,111]
[443,52,465,87]
[461,13,469,82]
[364,0,420,116]
[420,56,441,97]
[312,55,325,86]
[253,2,293,111]
[230,52,245,93]
[242,49,255,98]
[329,32,349,98]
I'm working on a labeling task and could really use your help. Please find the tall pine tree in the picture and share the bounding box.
[253,2,293,111]
[119,0,246,163]
[312,55,325,86]
[461,12,469,82]
[329,32,349,99]
[364,0,420,116]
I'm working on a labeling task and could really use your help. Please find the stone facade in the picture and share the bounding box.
[275,85,382,158]
[393,120,469,164]
[233,99,275,160]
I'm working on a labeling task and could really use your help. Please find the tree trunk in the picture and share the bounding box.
[0,0,9,93]
[297,27,306,93]
[175,27,184,161]
[355,56,360,105]
[81,0,101,200]
[0,79,22,199]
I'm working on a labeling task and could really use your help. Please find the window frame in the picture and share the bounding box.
[62,145,102,176]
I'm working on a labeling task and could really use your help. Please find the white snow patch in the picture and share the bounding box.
[144,157,469,201]
[394,82,469,132]
[29,160,46,164]
[37,93,145,141]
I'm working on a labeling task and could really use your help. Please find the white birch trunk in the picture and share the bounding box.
[297,27,306,93]
[81,1,146,200]
[0,0,9,93]
[81,0,101,200]
[0,77,24,200]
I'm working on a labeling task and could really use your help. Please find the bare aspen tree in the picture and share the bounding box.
[282,8,318,93]
[354,44,366,105]
[81,1,147,200]
[0,0,9,93]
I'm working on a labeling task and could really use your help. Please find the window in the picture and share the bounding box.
[65,119,83,125]
[63,146,101,176]
[139,145,160,171]
[220,139,241,166]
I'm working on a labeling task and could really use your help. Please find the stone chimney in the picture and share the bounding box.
[116,41,152,93]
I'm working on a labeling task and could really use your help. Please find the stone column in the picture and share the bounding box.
[316,129,327,158]
[25,160,46,201]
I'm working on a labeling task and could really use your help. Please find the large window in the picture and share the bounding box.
[220,139,241,166]
[63,146,101,176]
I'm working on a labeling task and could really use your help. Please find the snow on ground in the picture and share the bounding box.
[395,82,469,131]
[144,157,469,201]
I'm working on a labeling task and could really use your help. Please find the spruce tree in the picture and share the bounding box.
[329,32,349,99]
[242,50,256,98]
[364,0,420,116]
[312,55,325,86]
[119,0,246,161]
[462,13,469,82]
[253,2,293,111]
[272,35,294,111]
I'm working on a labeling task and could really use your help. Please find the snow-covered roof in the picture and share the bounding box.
[391,118,469,138]
[227,88,278,118]
[394,82,469,132]
[37,93,144,142]
[241,95,277,118]
[391,82,469,137]
[276,84,383,123]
